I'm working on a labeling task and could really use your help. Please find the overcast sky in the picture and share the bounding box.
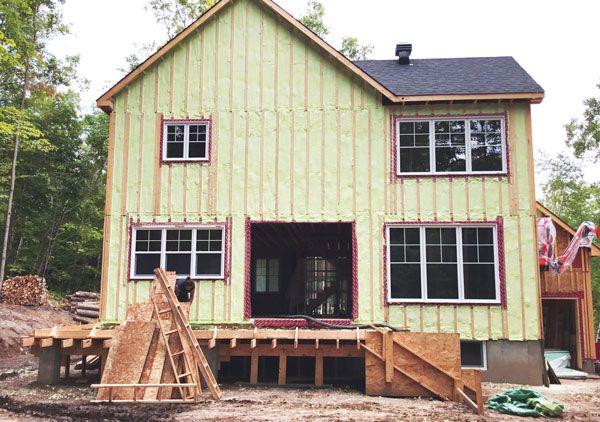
[50,0,600,182]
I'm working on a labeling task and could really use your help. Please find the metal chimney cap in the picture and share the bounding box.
[395,43,412,64]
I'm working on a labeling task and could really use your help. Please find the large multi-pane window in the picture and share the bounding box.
[387,225,500,303]
[396,117,505,175]
[131,226,224,279]
[163,120,210,161]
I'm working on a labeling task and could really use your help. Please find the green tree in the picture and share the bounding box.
[340,36,373,60]
[566,81,600,162]
[147,0,216,39]
[299,0,328,38]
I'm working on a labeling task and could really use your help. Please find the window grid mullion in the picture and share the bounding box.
[493,226,501,301]
[160,229,166,269]
[429,121,435,173]
[190,228,197,277]
[456,227,465,301]
[420,226,428,300]
[465,119,472,172]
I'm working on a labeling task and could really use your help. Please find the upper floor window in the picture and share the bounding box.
[396,117,506,175]
[162,120,210,162]
[131,226,224,279]
[255,258,280,293]
[386,224,500,304]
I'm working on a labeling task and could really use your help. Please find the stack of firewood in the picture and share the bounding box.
[1,275,48,306]
[66,291,100,323]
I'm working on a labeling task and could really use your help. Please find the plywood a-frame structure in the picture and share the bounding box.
[93,270,221,402]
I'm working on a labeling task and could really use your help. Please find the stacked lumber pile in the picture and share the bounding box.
[66,291,100,323]
[1,275,48,306]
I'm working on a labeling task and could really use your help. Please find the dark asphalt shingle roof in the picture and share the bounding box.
[353,56,544,97]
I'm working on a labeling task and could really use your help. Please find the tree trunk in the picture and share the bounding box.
[0,6,39,296]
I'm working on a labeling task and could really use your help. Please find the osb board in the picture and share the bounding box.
[365,332,461,398]
[97,321,156,400]
[462,369,482,405]
[142,318,170,399]
[126,303,153,322]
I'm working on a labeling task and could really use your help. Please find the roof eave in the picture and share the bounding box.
[391,92,544,104]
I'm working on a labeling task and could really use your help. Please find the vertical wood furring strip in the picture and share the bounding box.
[470,306,475,339]
[259,111,265,218]
[290,112,295,217]
[229,113,234,216]
[352,109,357,215]
[488,306,492,338]
[121,111,131,217]
[336,109,341,213]
[465,177,471,221]
[153,71,159,113]
[214,15,219,111]
[153,113,163,215]
[368,110,374,320]
[136,112,144,218]
[498,176,503,215]
[419,305,424,332]
[304,44,309,110]
[199,31,204,114]
[211,281,216,321]
[275,113,280,217]
[433,178,438,221]
[517,216,527,340]
[183,164,188,219]
[305,111,310,213]
[167,165,173,219]
[482,179,488,220]
[169,54,174,116]
[259,9,264,110]
[436,305,441,333]
[289,29,294,111]
[449,178,454,221]
[416,179,421,221]
[320,109,325,217]
[508,106,519,215]
[229,2,234,111]
[274,19,279,109]
[453,305,458,333]
[244,113,250,213]
[184,42,190,115]
[244,0,249,112]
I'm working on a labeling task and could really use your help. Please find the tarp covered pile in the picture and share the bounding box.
[487,389,564,417]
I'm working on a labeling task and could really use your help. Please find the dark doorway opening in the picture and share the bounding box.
[250,222,354,318]
[542,298,580,369]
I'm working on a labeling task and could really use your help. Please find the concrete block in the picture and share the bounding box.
[37,344,62,385]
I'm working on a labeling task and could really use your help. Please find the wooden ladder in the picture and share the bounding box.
[150,289,201,401]
[154,268,222,400]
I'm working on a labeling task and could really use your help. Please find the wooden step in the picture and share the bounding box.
[178,372,192,379]
[164,329,178,336]
[171,350,185,357]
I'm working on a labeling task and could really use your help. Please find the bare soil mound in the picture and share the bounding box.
[0,303,75,358]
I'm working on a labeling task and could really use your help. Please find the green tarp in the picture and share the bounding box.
[487,389,565,417]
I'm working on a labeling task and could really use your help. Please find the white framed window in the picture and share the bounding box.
[162,120,210,161]
[255,258,280,293]
[461,340,487,370]
[131,225,224,279]
[396,117,506,175]
[386,224,500,304]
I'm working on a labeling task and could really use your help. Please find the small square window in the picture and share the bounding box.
[163,121,210,161]
[461,341,486,368]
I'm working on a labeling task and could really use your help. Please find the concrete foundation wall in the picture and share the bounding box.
[482,340,544,385]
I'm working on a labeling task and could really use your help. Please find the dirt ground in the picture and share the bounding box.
[1,304,598,421]
[0,303,74,359]
[0,358,598,421]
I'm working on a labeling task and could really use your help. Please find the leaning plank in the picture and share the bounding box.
[456,388,480,414]
[96,321,156,401]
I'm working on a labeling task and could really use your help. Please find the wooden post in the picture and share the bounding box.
[64,354,70,379]
[82,355,87,377]
[278,354,287,385]
[385,330,394,383]
[250,352,258,384]
[315,350,323,387]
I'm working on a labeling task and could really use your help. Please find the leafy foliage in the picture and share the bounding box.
[299,0,328,38]
[0,0,107,294]
[566,82,600,162]
[147,0,216,39]
[340,36,373,60]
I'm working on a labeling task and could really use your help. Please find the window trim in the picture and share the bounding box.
[385,222,502,305]
[129,223,226,280]
[392,113,509,178]
[461,340,488,370]
[160,118,211,164]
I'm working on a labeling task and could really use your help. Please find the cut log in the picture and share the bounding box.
[74,291,100,299]
[76,303,100,312]
[74,315,96,324]
[76,309,100,318]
